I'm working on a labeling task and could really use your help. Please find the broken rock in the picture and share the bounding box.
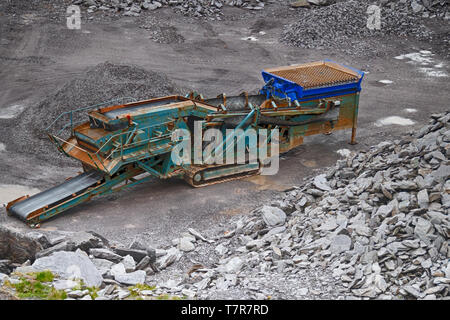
[260,206,286,227]
[330,235,352,254]
[115,270,146,286]
[32,251,103,287]
[89,248,122,263]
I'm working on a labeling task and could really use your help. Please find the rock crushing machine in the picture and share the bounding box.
[6,60,364,227]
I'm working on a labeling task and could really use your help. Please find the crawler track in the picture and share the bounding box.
[184,163,261,187]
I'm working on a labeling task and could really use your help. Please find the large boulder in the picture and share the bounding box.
[32,251,103,287]
[0,225,43,263]
[259,206,286,227]
[89,248,122,263]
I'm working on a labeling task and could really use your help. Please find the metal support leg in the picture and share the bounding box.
[349,126,357,145]
[349,94,359,145]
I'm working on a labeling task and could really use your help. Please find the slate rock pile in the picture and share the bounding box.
[73,0,267,18]
[165,112,448,300]
[0,228,189,300]
[386,0,449,19]
[281,0,443,54]
[168,0,265,18]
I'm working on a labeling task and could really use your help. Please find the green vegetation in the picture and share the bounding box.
[7,271,67,300]
[129,283,157,291]
[128,283,156,298]
[86,286,99,300]
[66,279,99,299]
[156,293,186,300]
[35,271,54,283]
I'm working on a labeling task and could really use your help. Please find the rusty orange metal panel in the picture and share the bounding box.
[265,61,361,90]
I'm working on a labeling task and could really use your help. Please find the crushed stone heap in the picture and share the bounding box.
[1,112,448,300]
[73,0,267,18]
[202,111,449,299]
[8,62,180,161]
[281,0,448,55]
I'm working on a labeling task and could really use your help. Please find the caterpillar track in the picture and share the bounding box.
[184,162,261,187]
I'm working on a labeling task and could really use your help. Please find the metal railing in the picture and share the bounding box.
[100,120,176,162]
[46,96,177,174]
[45,97,138,174]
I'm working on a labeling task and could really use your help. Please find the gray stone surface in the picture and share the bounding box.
[122,255,136,272]
[178,237,195,252]
[0,225,43,263]
[260,206,286,227]
[330,235,352,254]
[114,270,146,285]
[89,248,122,263]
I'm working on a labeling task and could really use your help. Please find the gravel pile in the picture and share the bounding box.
[73,0,267,19]
[140,19,185,44]
[0,0,70,16]
[281,0,444,55]
[168,0,265,18]
[388,0,449,19]
[181,112,447,300]
[3,62,180,162]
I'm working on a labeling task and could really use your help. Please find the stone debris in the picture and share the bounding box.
[188,228,214,243]
[140,18,185,44]
[122,255,136,272]
[89,248,123,263]
[175,111,448,300]
[281,0,448,56]
[73,0,268,19]
[113,247,148,263]
[178,237,196,252]
[0,225,43,264]
[156,247,182,270]
[52,280,79,291]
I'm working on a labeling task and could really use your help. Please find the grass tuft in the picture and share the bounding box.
[7,271,66,300]
[35,271,54,283]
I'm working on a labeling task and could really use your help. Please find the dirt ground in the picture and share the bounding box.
[0,3,449,247]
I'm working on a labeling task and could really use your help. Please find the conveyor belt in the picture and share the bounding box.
[103,98,180,119]
[204,94,267,111]
[8,170,104,221]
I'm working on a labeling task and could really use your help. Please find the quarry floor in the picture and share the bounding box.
[0,7,448,247]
